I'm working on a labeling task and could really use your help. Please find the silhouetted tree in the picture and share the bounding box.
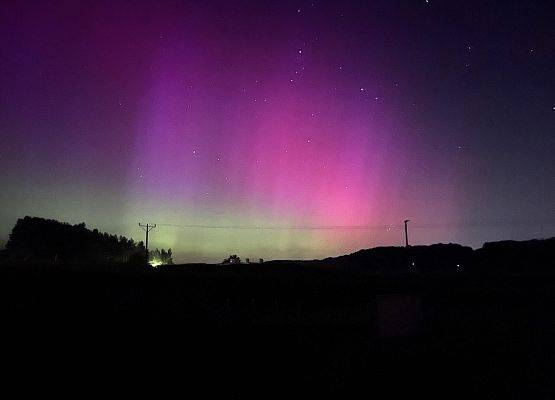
[222,254,241,264]
[4,216,147,266]
[149,248,173,266]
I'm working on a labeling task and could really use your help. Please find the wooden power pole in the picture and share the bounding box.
[139,223,156,264]
[404,219,410,247]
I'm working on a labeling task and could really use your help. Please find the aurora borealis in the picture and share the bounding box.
[1,1,553,262]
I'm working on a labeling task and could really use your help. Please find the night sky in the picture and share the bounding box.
[1,1,553,263]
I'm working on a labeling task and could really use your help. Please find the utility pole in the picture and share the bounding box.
[139,223,156,264]
[404,219,410,247]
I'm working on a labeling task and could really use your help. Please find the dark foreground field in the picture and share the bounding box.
[1,263,555,398]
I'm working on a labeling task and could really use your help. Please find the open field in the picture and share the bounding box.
[2,263,555,396]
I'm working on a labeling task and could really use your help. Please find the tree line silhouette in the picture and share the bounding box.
[2,216,172,266]
[0,216,552,274]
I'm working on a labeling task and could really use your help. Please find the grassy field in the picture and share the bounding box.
[1,263,554,396]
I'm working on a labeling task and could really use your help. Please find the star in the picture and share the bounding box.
[192,149,197,155]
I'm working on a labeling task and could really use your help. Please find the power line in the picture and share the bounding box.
[155,223,404,230]
[152,219,555,231]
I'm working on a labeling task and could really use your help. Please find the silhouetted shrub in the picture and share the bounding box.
[149,248,173,266]
[222,255,241,264]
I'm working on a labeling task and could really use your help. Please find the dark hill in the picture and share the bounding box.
[322,243,473,273]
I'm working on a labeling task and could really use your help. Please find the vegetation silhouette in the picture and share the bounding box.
[222,254,242,264]
[148,248,173,266]
[2,216,171,267]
